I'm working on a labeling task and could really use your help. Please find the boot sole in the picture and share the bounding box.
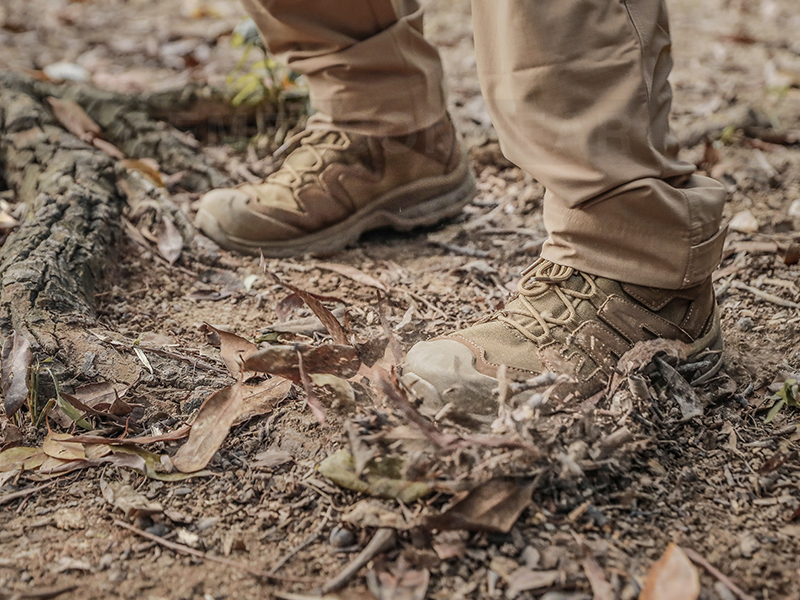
[195,160,477,258]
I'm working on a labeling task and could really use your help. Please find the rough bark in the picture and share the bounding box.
[0,72,230,192]
[0,72,243,383]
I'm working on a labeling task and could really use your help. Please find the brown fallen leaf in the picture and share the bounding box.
[234,376,293,426]
[2,330,32,418]
[42,432,85,461]
[250,449,293,470]
[243,343,361,381]
[426,477,535,533]
[264,269,350,345]
[157,216,183,265]
[505,568,560,598]
[316,262,389,292]
[173,380,244,473]
[202,323,258,379]
[640,543,700,600]
[298,350,326,424]
[122,158,165,187]
[0,447,46,472]
[100,480,163,519]
[368,558,429,600]
[582,557,614,600]
[47,96,101,140]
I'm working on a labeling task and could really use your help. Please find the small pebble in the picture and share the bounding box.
[195,517,220,532]
[329,525,355,548]
[145,523,170,537]
[173,487,192,496]
[737,316,754,331]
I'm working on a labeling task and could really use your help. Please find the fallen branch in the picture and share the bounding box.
[114,520,320,584]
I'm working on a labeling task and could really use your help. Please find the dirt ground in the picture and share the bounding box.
[1,0,800,599]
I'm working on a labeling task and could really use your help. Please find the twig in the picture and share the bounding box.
[400,289,448,319]
[0,483,54,507]
[730,280,800,309]
[141,346,228,375]
[114,520,320,584]
[321,528,396,594]
[682,547,757,600]
[429,240,490,258]
[266,504,332,576]
[0,584,78,600]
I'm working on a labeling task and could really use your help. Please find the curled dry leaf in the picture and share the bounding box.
[47,96,101,140]
[173,381,244,473]
[2,330,32,417]
[368,558,429,600]
[342,499,410,530]
[100,480,163,519]
[243,344,361,381]
[639,543,700,600]
[234,376,293,426]
[426,477,535,533]
[202,323,258,379]
[157,216,183,265]
[265,271,350,345]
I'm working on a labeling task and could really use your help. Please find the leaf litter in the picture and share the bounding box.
[3,0,800,596]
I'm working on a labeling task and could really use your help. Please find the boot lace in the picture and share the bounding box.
[497,259,597,342]
[269,130,353,191]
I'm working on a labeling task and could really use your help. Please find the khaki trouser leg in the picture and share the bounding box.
[241,0,447,136]
[471,0,727,289]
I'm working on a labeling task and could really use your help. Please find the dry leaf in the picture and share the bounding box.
[266,272,350,345]
[42,432,86,461]
[157,216,183,265]
[298,350,326,424]
[505,568,560,598]
[173,381,244,473]
[0,447,46,472]
[316,262,389,292]
[342,499,410,530]
[202,324,257,379]
[640,543,700,600]
[368,559,429,600]
[250,449,293,469]
[427,477,534,533]
[243,343,361,381]
[2,331,32,417]
[234,376,293,425]
[582,558,614,600]
[100,480,163,518]
[47,97,101,140]
[122,159,165,187]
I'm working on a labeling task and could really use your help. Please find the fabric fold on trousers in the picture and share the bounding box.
[241,0,447,136]
[471,0,727,288]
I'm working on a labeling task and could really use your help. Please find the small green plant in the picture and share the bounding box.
[764,378,799,424]
[227,18,300,108]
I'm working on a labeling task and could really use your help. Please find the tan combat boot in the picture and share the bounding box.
[195,116,475,257]
[403,258,723,416]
